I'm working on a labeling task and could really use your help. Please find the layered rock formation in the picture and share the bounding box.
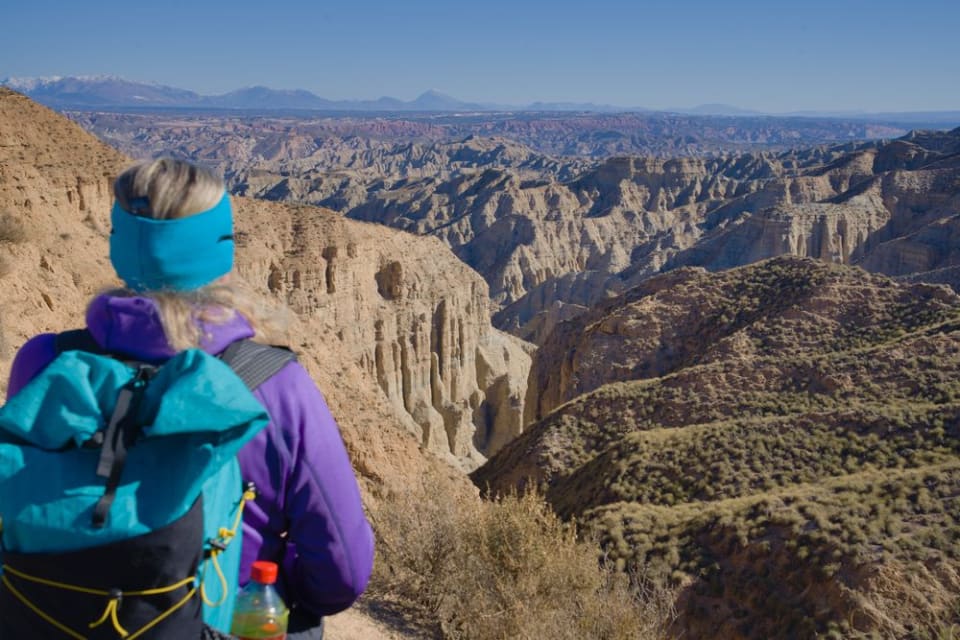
[64,110,958,344]
[232,198,531,463]
[666,144,960,273]
[246,131,960,330]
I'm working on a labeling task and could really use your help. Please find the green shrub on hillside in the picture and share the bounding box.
[478,323,960,495]
[550,403,960,516]
[586,463,960,638]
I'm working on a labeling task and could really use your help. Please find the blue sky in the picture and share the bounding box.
[2,0,958,112]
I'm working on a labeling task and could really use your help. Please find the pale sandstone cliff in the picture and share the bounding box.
[487,138,960,341]
[345,143,960,313]
[0,90,128,357]
[231,198,531,463]
[347,164,703,306]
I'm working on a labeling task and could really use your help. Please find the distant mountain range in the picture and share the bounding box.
[3,75,960,124]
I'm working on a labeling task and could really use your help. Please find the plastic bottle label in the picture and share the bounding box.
[232,615,287,639]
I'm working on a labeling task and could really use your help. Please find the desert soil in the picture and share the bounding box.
[324,603,433,640]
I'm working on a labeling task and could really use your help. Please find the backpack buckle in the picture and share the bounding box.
[82,431,105,449]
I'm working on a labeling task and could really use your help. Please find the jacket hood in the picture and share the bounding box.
[86,294,255,362]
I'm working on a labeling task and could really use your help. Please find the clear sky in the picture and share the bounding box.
[2,0,958,112]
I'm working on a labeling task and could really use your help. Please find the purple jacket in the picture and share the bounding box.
[6,294,375,618]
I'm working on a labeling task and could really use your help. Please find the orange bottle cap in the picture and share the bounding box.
[250,560,279,584]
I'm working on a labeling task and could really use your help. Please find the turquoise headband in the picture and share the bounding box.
[109,192,235,292]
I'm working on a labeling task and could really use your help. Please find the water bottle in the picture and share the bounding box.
[231,560,289,640]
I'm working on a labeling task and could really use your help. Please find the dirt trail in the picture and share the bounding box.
[324,603,433,640]
[325,609,398,639]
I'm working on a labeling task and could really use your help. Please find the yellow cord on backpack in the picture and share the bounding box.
[2,486,258,634]
[1,565,194,598]
[124,586,198,640]
[1,574,87,640]
[1,566,196,640]
[88,592,128,637]
[201,485,257,608]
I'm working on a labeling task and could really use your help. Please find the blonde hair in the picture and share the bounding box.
[103,157,285,350]
[113,156,224,220]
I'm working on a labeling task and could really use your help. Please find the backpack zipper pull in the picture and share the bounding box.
[88,588,128,637]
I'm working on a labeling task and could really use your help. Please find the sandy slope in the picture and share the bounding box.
[325,609,396,640]
[325,605,433,640]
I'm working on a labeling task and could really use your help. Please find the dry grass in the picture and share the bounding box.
[0,211,30,245]
[369,482,675,640]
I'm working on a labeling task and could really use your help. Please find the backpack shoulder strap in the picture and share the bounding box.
[54,328,106,356]
[218,340,297,391]
[55,329,296,391]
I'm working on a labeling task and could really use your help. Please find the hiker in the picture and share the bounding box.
[5,157,375,638]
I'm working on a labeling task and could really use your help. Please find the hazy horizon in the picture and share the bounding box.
[3,0,959,113]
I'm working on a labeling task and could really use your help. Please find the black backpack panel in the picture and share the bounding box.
[0,497,204,639]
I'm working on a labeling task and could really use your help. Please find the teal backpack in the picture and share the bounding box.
[0,333,294,639]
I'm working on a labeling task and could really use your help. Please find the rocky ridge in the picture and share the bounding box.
[67,109,911,163]
[346,139,960,316]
